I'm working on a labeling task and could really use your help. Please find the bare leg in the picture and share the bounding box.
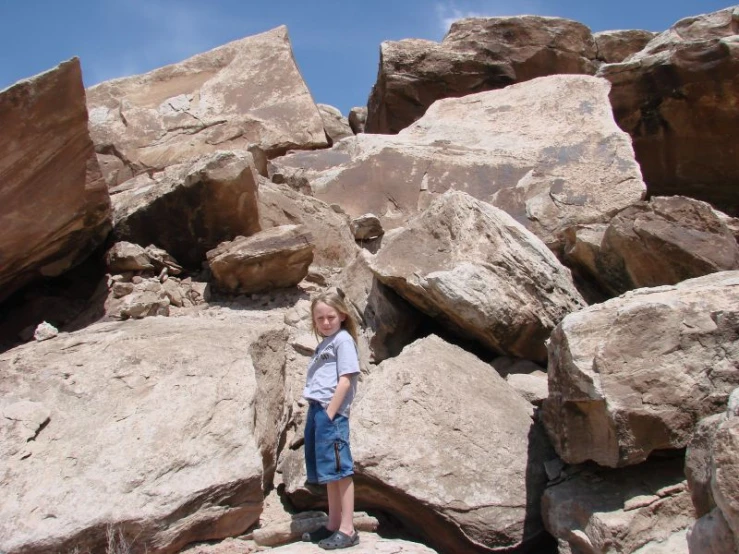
[337,476,355,535]
[326,480,341,531]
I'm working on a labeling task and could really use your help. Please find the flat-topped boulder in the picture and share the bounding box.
[271,74,646,251]
[593,29,656,63]
[543,271,739,467]
[369,191,585,362]
[366,15,598,134]
[0,58,111,303]
[87,26,327,185]
[599,7,739,215]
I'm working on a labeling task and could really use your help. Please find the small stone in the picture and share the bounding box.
[33,322,58,342]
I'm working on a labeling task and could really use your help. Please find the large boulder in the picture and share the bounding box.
[370,191,585,362]
[282,335,554,553]
[0,58,111,303]
[0,314,287,554]
[598,7,739,215]
[366,16,598,134]
[87,26,327,186]
[271,74,646,251]
[206,225,314,294]
[542,271,739,467]
[593,29,657,63]
[111,150,261,268]
[564,196,739,296]
[542,457,694,554]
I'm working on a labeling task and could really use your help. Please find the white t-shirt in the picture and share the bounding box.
[303,329,360,416]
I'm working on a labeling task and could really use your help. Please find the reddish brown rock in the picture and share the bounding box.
[366,16,598,134]
[348,107,367,134]
[207,225,314,294]
[316,104,353,145]
[564,196,739,296]
[0,58,111,303]
[87,26,327,186]
[599,7,739,215]
[111,151,261,268]
[271,75,645,251]
[593,29,656,63]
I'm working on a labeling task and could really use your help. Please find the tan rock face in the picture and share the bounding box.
[87,26,327,186]
[599,7,739,215]
[366,16,598,134]
[593,29,656,63]
[348,106,367,134]
[542,271,739,467]
[564,196,739,296]
[207,225,314,294]
[0,58,111,303]
[271,75,646,251]
[712,415,739,552]
[0,315,278,554]
[111,150,261,268]
[257,179,358,269]
[283,335,553,553]
[542,458,694,554]
[370,191,585,362]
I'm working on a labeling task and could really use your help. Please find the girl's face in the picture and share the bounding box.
[313,301,346,337]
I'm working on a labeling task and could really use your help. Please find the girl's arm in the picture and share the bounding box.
[326,374,353,420]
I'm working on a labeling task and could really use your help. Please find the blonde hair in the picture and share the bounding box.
[310,290,359,343]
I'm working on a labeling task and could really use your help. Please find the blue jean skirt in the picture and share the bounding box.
[304,401,354,484]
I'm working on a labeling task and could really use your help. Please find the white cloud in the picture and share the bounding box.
[434,0,546,35]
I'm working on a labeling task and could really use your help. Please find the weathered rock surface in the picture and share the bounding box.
[317,103,353,145]
[0,58,111,303]
[348,106,367,134]
[688,508,735,554]
[542,271,739,467]
[366,16,598,134]
[335,250,421,363]
[87,26,327,185]
[257,179,358,269]
[111,150,261,268]
[564,196,739,296]
[271,75,646,250]
[542,457,694,554]
[506,371,549,406]
[283,334,553,553]
[0,314,281,554]
[593,29,656,63]
[207,225,314,294]
[599,7,739,215]
[370,191,585,362]
[267,533,439,553]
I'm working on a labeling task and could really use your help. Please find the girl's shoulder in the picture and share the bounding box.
[333,329,355,344]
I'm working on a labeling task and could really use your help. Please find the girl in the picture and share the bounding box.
[302,291,361,550]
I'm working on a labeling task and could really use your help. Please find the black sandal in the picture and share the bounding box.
[319,530,360,550]
[302,525,334,543]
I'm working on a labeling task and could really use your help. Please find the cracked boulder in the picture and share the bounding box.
[564,196,739,296]
[207,225,314,295]
[87,26,327,186]
[317,104,353,145]
[599,7,739,215]
[542,271,739,468]
[369,191,585,362]
[0,58,111,303]
[365,15,598,134]
[282,334,554,553]
[542,457,694,554]
[270,74,646,251]
[111,150,261,268]
[0,314,285,554]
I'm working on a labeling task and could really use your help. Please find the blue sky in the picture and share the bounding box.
[0,1,733,115]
